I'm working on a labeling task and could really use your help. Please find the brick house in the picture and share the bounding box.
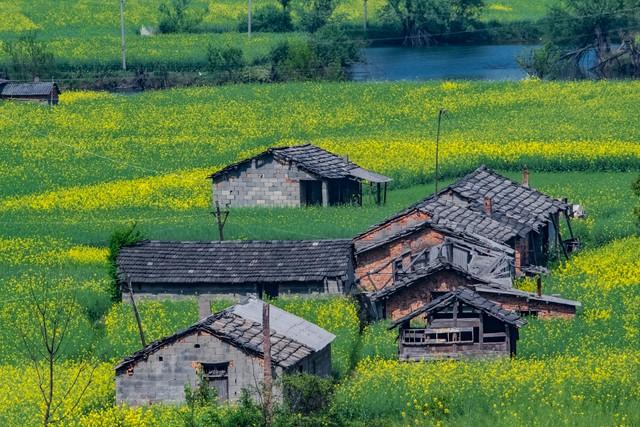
[355,166,576,275]
[208,144,391,208]
[115,297,335,406]
[0,81,60,105]
[117,240,355,315]
[391,288,526,361]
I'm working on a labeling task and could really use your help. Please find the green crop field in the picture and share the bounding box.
[1,80,639,425]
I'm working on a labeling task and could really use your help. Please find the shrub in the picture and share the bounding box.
[282,373,334,416]
[107,223,143,302]
[2,32,55,80]
[238,5,293,33]
[158,0,205,34]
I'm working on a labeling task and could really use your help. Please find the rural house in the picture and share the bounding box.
[355,166,577,275]
[354,218,579,320]
[115,297,335,406]
[117,240,355,314]
[0,80,60,105]
[390,288,526,361]
[209,144,392,208]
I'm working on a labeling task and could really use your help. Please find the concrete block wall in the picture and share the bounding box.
[212,155,317,208]
[116,331,277,406]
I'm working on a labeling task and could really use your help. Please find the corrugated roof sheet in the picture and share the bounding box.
[209,144,392,182]
[1,82,59,97]
[117,239,353,284]
[115,297,335,372]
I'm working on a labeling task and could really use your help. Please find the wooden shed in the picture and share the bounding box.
[0,81,60,105]
[115,297,335,406]
[390,288,526,361]
[209,144,392,208]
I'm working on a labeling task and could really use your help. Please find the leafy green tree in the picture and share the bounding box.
[299,0,343,32]
[2,32,55,80]
[526,0,640,78]
[158,0,206,33]
[382,0,484,46]
[107,223,143,302]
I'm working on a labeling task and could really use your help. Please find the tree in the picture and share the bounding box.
[382,0,484,46]
[526,0,640,78]
[299,0,343,32]
[158,0,206,33]
[14,280,95,426]
[108,223,143,302]
[2,32,55,80]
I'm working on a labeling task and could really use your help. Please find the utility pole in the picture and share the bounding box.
[248,0,252,39]
[212,201,230,241]
[262,302,273,424]
[127,275,146,347]
[120,0,127,70]
[363,0,368,34]
[434,108,447,193]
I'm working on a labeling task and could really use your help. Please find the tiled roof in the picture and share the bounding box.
[1,82,59,97]
[444,166,568,232]
[117,239,353,284]
[209,144,391,182]
[416,196,524,242]
[115,298,335,372]
[391,287,527,328]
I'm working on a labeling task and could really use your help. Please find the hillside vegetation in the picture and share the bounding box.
[0,80,639,425]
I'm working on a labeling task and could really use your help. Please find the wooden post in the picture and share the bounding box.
[376,182,381,205]
[213,201,229,241]
[127,276,146,347]
[383,182,388,205]
[363,0,368,33]
[262,302,272,423]
[536,274,542,297]
[434,108,446,193]
[119,0,127,71]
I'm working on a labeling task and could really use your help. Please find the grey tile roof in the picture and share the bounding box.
[474,285,581,307]
[115,298,335,373]
[444,166,568,232]
[391,287,527,328]
[209,144,391,182]
[117,239,353,284]
[1,82,59,97]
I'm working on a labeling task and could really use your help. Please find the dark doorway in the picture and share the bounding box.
[201,362,229,401]
[300,180,322,206]
[257,283,279,299]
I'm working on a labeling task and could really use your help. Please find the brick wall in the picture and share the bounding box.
[355,226,445,292]
[384,270,473,320]
[212,155,317,207]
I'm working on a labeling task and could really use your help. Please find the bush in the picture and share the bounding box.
[158,0,205,34]
[2,32,55,80]
[107,223,143,302]
[206,43,245,83]
[282,373,334,416]
[238,5,293,33]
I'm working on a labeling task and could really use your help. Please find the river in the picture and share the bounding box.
[350,44,538,81]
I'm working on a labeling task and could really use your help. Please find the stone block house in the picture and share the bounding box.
[115,298,335,406]
[0,80,60,105]
[208,144,391,208]
[117,240,355,315]
[391,288,526,361]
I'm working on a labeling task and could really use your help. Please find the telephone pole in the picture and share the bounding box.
[120,0,127,70]
[212,201,230,241]
[127,275,146,347]
[248,0,252,38]
[434,108,447,193]
[262,302,273,424]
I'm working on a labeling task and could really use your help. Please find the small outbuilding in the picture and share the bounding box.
[390,288,526,361]
[0,81,60,105]
[209,144,392,208]
[117,240,355,314]
[115,297,335,406]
